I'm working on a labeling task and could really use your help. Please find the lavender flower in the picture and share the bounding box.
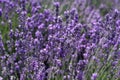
[0,8,2,17]
[91,73,98,80]
[0,76,3,80]
[0,0,120,80]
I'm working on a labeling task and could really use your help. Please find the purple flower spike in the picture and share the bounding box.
[0,8,2,17]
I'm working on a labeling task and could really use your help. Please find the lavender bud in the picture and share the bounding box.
[54,2,60,22]
[54,2,60,8]
[0,76,3,80]
[0,8,2,17]
[91,73,98,80]
[35,30,41,37]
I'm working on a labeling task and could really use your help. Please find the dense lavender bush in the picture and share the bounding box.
[0,0,120,80]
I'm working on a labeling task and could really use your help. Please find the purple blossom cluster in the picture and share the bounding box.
[0,0,120,80]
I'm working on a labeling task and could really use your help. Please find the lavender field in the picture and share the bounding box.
[0,0,120,80]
